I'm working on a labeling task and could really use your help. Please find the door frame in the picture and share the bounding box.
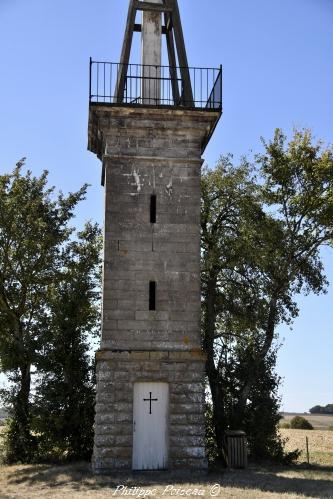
[132,380,170,471]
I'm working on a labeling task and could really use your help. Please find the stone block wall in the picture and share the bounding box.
[88,106,220,472]
[92,350,207,472]
[101,153,202,352]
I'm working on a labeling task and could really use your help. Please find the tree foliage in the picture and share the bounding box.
[0,160,100,462]
[289,416,314,430]
[201,129,333,463]
[309,404,333,414]
[33,222,101,460]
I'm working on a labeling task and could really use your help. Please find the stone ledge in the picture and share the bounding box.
[103,153,204,165]
[88,105,221,161]
[96,349,206,362]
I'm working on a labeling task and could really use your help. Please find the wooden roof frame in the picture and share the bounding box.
[115,0,194,106]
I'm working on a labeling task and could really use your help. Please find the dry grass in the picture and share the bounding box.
[0,462,333,499]
[0,429,332,498]
[281,428,333,466]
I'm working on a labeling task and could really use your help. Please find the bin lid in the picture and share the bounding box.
[225,430,246,436]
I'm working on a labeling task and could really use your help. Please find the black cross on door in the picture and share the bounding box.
[143,391,158,414]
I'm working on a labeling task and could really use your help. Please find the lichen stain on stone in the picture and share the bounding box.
[183,336,190,345]
[166,177,173,196]
[190,348,207,360]
[152,16,160,36]
[152,165,156,190]
[132,169,142,193]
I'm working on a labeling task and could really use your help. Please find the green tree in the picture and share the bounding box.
[289,416,313,430]
[201,129,333,462]
[201,155,275,458]
[0,160,87,462]
[309,404,333,414]
[33,222,102,460]
[239,345,286,460]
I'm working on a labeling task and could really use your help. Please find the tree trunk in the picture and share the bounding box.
[203,273,227,463]
[231,296,278,428]
[206,352,226,461]
[17,362,31,429]
[9,318,35,461]
[11,361,35,461]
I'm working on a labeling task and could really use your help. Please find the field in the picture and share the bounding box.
[0,427,332,498]
[281,428,333,466]
[281,412,333,430]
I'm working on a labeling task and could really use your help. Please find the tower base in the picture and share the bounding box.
[92,349,207,472]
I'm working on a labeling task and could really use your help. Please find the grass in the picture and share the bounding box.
[0,428,332,498]
[280,428,333,466]
[0,461,333,498]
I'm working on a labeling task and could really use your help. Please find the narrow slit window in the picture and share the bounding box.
[150,194,156,224]
[149,281,156,311]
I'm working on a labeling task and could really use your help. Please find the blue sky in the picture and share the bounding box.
[0,0,332,412]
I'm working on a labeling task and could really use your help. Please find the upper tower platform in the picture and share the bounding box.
[88,0,222,163]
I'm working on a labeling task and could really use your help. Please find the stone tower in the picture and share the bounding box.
[88,0,222,472]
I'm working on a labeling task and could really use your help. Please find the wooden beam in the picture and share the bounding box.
[167,0,194,106]
[133,1,172,13]
[165,15,173,31]
[134,23,168,34]
[164,11,180,104]
[115,0,137,103]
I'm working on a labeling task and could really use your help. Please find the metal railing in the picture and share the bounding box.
[89,60,222,110]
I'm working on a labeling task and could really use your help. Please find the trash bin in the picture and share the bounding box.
[225,430,248,468]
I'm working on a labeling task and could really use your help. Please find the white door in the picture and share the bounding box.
[132,382,169,470]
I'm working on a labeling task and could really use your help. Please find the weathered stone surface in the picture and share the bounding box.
[90,106,211,472]
[92,351,207,470]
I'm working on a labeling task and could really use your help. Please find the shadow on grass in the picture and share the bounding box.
[5,461,333,497]
[296,462,333,473]
[222,465,333,498]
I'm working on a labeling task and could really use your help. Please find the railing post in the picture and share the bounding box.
[220,64,222,109]
[89,57,92,102]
